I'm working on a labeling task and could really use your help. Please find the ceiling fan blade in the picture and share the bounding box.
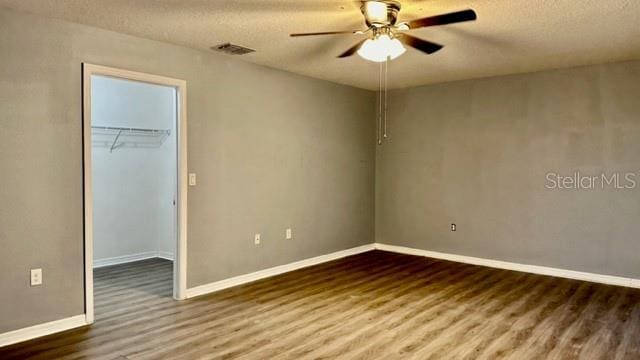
[290,30,360,37]
[399,34,443,54]
[337,39,367,58]
[406,9,477,29]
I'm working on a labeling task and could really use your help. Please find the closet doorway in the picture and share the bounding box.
[82,64,187,324]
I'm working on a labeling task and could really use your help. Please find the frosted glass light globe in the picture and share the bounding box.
[357,34,406,62]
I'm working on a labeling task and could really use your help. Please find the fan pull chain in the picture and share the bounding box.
[377,58,389,145]
[383,57,388,139]
[378,61,383,145]
[376,58,389,145]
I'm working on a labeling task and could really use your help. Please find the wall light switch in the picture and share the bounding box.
[30,268,42,286]
[188,173,197,186]
[451,223,457,232]
[286,228,292,240]
[254,233,261,245]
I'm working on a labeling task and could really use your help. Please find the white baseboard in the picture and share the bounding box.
[6,243,636,349]
[94,251,174,268]
[157,251,175,261]
[0,315,88,348]
[185,244,375,298]
[375,243,640,289]
[94,251,157,268]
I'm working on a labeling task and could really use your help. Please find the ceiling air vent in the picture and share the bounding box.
[212,43,255,55]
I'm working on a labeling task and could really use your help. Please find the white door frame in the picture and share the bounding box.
[82,63,188,324]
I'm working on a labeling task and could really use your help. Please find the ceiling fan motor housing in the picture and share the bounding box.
[362,1,401,27]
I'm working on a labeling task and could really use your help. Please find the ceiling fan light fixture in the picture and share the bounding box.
[357,34,406,62]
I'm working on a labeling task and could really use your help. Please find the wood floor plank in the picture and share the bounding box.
[60,255,393,359]
[1,250,639,359]
[473,280,578,359]
[278,266,505,360]
[205,259,475,359]
[388,273,539,359]
[419,275,559,359]
[131,256,435,359]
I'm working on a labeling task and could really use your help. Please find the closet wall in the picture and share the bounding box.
[91,76,176,265]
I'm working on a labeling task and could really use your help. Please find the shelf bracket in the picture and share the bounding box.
[110,129,123,153]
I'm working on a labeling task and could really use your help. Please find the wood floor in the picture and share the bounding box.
[2,250,640,359]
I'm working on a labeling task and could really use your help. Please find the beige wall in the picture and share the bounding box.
[0,8,375,333]
[377,60,640,278]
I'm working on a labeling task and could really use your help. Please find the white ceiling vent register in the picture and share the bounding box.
[212,43,255,55]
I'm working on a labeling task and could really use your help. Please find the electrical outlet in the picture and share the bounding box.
[254,233,261,245]
[30,268,42,286]
[451,223,457,232]
[286,228,292,240]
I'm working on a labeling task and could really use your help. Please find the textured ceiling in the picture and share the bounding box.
[2,0,640,90]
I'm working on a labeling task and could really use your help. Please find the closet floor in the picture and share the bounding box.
[2,251,640,359]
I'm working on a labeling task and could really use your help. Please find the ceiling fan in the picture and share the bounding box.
[290,1,477,62]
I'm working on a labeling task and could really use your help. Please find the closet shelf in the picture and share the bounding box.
[91,126,171,152]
